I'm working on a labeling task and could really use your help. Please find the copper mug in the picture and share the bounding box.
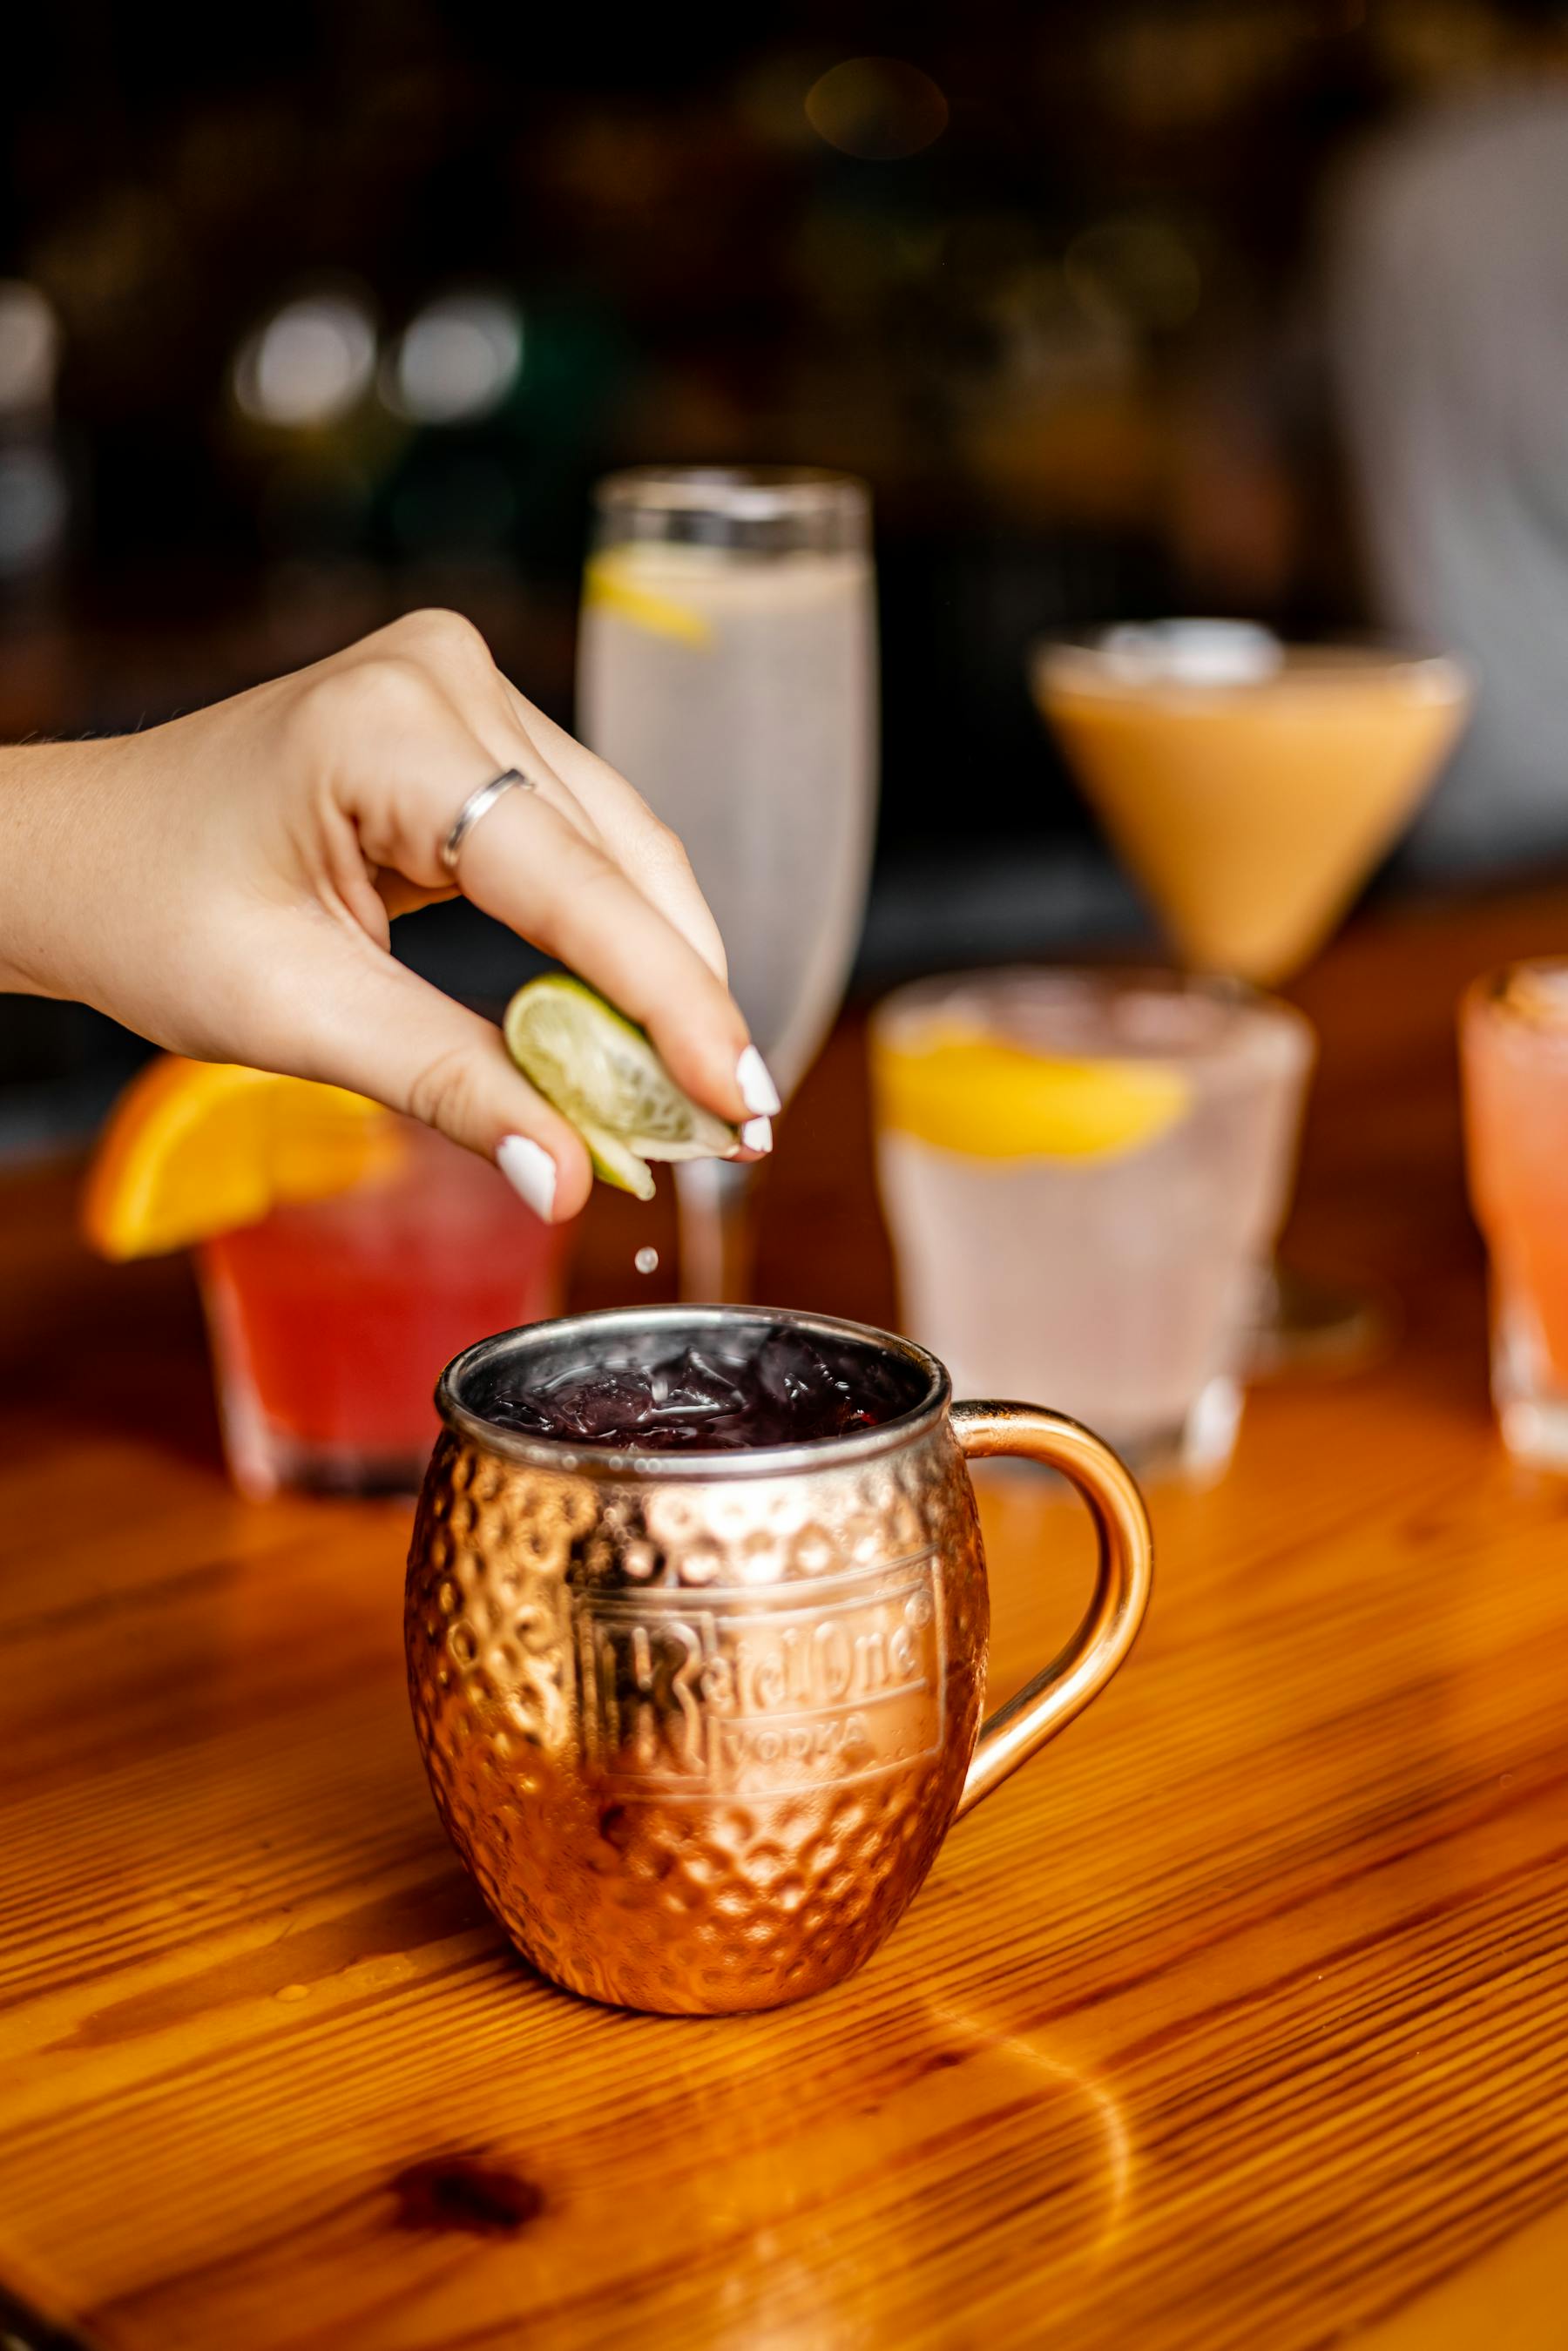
[405,1306,1152,2015]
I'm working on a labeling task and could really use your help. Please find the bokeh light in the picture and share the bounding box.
[805,57,949,160]
[382,293,523,426]
[233,293,377,429]
[0,282,61,415]
[0,448,68,576]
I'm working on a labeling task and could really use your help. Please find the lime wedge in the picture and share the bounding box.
[583,554,714,649]
[874,1022,1193,1161]
[504,976,738,1199]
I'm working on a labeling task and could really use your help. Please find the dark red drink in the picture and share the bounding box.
[475,1324,927,1452]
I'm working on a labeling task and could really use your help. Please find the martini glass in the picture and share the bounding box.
[577,469,877,1302]
[1032,621,1474,1365]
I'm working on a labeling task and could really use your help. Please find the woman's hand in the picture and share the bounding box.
[0,609,780,1221]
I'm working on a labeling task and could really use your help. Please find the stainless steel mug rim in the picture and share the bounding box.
[436,1304,950,1482]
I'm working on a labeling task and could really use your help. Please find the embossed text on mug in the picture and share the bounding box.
[578,1554,946,1798]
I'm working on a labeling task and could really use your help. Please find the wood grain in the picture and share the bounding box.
[6,886,1568,2349]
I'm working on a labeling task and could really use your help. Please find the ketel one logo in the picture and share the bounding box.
[578,1554,945,1795]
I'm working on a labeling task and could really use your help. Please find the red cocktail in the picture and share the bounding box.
[198,1119,567,1496]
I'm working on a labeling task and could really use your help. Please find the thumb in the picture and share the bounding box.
[264,940,594,1225]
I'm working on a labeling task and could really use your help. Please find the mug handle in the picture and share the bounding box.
[950,1402,1153,1821]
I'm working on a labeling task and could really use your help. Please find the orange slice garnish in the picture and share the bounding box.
[82,1056,403,1260]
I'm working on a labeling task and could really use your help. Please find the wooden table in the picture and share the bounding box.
[7,888,1568,2350]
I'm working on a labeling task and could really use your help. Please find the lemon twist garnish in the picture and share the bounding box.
[583,554,713,649]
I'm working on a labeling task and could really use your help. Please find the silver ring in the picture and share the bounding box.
[440,768,536,876]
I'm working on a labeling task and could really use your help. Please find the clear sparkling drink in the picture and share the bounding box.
[578,475,875,1096]
[871,969,1314,1477]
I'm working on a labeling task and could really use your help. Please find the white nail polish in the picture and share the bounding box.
[497,1134,557,1221]
[737,1044,781,1117]
[740,1114,773,1153]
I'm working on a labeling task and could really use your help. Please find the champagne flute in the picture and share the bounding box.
[578,468,877,1300]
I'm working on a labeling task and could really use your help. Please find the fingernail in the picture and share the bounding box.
[740,1114,773,1153]
[497,1134,557,1221]
[737,1044,781,1117]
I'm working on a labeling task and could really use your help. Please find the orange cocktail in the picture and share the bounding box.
[1462,963,1568,1466]
[1035,623,1474,1369]
[1034,630,1471,985]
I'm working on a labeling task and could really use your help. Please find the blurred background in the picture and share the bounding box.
[5,0,1568,1152]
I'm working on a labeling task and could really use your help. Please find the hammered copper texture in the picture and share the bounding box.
[405,1421,990,2014]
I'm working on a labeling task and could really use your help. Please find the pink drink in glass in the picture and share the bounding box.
[1462,962,1568,1466]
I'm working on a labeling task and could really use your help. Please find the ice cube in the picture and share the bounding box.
[649,1348,749,1419]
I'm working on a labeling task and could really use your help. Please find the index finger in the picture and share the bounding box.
[458,780,764,1129]
[500,680,729,985]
